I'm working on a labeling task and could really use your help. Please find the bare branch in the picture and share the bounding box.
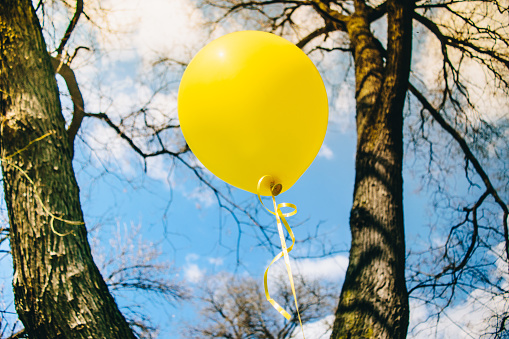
[308,0,349,29]
[414,12,509,75]
[56,0,84,57]
[84,111,279,257]
[296,26,330,49]
[83,112,187,159]
[438,190,489,278]
[186,272,337,338]
[308,44,352,54]
[5,329,26,339]
[206,0,308,27]
[50,56,84,158]
[369,1,388,21]
[409,82,509,269]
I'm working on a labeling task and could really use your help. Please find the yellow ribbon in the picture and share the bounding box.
[1,131,83,236]
[257,175,305,338]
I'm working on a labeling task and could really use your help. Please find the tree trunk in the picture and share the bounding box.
[0,1,136,338]
[331,1,413,338]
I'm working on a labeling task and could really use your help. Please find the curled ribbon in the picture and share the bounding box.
[257,175,305,338]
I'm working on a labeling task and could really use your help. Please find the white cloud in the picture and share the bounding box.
[267,254,349,287]
[208,257,224,267]
[291,315,334,339]
[85,123,138,175]
[135,0,206,62]
[89,0,206,65]
[145,156,174,186]
[184,253,206,283]
[409,243,509,338]
[331,83,356,132]
[318,143,334,160]
[293,255,349,282]
[409,291,509,339]
[185,186,215,209]
[185,253,200,262]
[184,263,205,283]
[279,256,345,339]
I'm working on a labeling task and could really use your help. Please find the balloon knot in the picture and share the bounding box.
[271,183,282,196]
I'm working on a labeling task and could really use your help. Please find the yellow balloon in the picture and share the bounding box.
[178,31,328,196]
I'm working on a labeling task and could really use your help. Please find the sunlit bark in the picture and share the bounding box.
[330,1,412,338]
[0,1,136,337]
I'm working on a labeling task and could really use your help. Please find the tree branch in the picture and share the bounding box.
[50,56,84,158]
[367,1,388,23]
[413,11,509,70]
[409,82,509,268]
[56,0,84,56]
[6,329,26,339]
[438,190,489,278]
[83,112,186,159]
[309,0,349,29]
[208,0,307,25]
[296,26,331,49]
[84,112,278,255]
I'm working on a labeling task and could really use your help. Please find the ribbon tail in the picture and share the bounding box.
[264,251,291,320]
[257,176,305,338]
[272,197,306,339]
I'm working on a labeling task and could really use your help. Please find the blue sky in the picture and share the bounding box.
[69,117,438,338]
[1,1,508,338]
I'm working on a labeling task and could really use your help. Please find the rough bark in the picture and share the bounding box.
[0,1,136,338]
[331,1,413,338]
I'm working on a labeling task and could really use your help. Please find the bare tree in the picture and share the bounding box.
[89,222,189,338]
[185,272,337,339]
[195,0,509,338]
